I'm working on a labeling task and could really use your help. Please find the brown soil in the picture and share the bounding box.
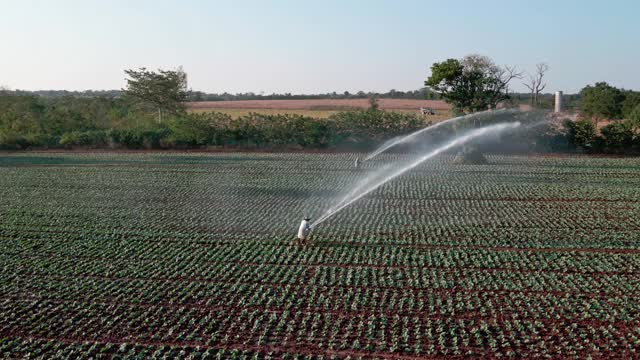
[187,98,450,111]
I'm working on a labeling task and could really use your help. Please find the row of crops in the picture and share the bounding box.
[1,152,639,358]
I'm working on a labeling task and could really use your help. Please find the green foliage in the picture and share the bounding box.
[59,130,109,148]
[3,89,639,154]
[425,55,512,113]
[580,82,624,121]
[597,121,633,153]
[123,67,188,121]
[107,128,170,149]
[622,91,640,119]
[330,109,422,143]
[166,114,220,147]
[564,119,596,150]
[564,117,637,154]
[0,94,45,137]
[626,103,640,133]
[0,92,423,149]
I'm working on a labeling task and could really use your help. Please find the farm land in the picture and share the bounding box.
[187,99,452,121]
[1,152,639,358]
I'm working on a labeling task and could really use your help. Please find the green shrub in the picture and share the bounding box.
[108,129,143,148]
[167,113,229,147]
[329,109,423,147]
[529,126,570,152]
[627,104,640,133]
[598,121,633,153]
[0,132,29,149]
[24,133,59,148]
[107,128,170,149]
[564,119,596,151]
[59,130,108,147]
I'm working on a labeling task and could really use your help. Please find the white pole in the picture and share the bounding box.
[554,91,563,113]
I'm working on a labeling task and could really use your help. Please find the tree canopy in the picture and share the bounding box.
[628,104,640,133]
[622,91,640,119]
[123,67,188,122]
[580,82,624,123]
[425,55,519,113]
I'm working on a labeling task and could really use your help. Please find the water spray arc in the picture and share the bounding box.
[310,121,521,229]
[364,108,521,161]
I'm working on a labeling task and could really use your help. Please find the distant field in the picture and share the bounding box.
[188,98,450,110]
[187,98,451,119]
[190,107,451,121]
[189,108,342,118]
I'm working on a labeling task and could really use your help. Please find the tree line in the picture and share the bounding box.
[425,54,640,154]
[2,88,440,102]
[1,62,639,153]
[0,85,428,150]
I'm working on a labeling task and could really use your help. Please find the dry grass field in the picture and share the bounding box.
[187,98,452,120]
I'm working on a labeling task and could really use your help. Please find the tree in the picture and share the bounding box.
[425,55,522,164]
[565,119,596,150]
[622,91,640,119]
[123,67,188,123]
[425,54,520,113]
[627,103,640,133]
[523,63,549,106]
[580,82,624,127]
[599,121,633,153]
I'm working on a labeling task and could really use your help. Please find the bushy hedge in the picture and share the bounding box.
[0,107,427,150]
[60,131,109,147]
[563,118,640,154]
[597,122,634,153]
[2,90,639,153]
[564,119,597,150]
[108,129,171,149]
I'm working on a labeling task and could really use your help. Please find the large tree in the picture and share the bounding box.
[424,55,522,164]
[123,67,188,123]
[580,82,624,127]
[425,54,520,114]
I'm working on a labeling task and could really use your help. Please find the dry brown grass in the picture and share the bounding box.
[187,98,449,110]
[187,98,451,120]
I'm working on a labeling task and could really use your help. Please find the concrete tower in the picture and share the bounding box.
[554,91,563,113]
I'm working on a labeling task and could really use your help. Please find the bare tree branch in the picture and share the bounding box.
[500,65,523,96]
[522,62,549,106]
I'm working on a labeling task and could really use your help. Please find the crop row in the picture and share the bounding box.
[3,232,640,274]
[1,297,638,358]
[2,273,638,323]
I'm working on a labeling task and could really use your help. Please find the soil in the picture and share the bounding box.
[187,98,451,111]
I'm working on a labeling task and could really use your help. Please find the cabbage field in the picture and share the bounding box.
[1,152,639,358]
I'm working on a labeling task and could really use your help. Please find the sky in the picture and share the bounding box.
[1,0,638,94]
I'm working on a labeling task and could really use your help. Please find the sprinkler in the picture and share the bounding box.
[296,216,311,245]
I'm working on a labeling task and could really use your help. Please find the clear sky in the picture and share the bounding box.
[1,0,638,94]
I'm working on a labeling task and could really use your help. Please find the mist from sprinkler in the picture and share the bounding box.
[309,121,522,229]
[363,108,522,162]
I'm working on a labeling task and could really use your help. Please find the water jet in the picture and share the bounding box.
[310,121,522,229]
